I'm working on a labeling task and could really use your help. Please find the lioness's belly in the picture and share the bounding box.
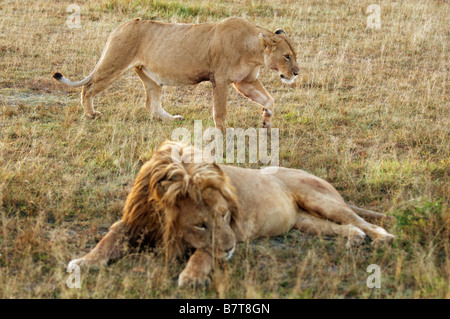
[142,66,212,86]
[220,166,298,241]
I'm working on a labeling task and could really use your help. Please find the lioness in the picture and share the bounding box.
[68,141,395,287]
[52,17,299,129]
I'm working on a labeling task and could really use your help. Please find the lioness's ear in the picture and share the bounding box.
[259,33,277,51]
[274,29,287,37]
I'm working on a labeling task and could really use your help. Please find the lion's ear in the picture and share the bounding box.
[227,194,240,228]
[155,180,171,200]
[210,163,224,175]
[259,33,277,51]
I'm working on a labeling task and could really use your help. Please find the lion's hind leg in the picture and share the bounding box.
[303,195,394,245]
[294,210,366,248]
[68,221,130,269]
[282,170,395,245]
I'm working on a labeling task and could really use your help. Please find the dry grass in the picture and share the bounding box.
[0,0,449,298]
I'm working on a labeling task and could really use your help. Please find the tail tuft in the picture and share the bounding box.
[51,70,94,87]
[52,72,63,80]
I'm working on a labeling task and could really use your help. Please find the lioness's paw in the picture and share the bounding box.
[84,111,102,119]
[262,120,271,129]
[151,112,184,121]
[172,115,185,121]
[178,270,211,288]
[214,124,226,132]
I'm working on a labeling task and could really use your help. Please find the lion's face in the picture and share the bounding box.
[176,188,236,259]
[260,30,299,84]
[130,143,240,260]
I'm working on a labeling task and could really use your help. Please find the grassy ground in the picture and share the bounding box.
[0,0,448,298]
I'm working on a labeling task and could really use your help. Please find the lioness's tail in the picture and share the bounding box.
[52,69,95,87]
[347,204,392,221]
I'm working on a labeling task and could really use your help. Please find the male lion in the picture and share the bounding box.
[68,141,394,287]
[52,17,299,129]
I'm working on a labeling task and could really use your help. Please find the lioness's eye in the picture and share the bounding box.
[284,55,291,61]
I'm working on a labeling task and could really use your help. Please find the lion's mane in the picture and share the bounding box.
[121,141,239,259]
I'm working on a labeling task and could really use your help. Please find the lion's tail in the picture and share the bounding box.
[347,203,392,221]
[52,69,95,87]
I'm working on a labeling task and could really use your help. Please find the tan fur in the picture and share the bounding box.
[52,17,299,129]
[68,141,394,287]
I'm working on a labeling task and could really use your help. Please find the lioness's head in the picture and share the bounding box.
[140,141,239,260]
[259,29,299,84]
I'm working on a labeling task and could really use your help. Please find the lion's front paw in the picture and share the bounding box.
[68,256,104,269]
[178,268,211,288]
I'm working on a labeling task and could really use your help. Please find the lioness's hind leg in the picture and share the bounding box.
[134,66,184,121]
[81,66,130,119]
[68,221,129,268]
[294,210,366,248]
[81,84,101,119]
[81,32,139,119]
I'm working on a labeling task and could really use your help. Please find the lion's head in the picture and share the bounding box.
[259,29,299,84]
[122,141,239,260]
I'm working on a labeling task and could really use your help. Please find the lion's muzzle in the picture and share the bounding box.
[225,245,235,260]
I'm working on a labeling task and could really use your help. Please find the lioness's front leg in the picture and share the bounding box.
[68,221,129,269]
[178,249,213,287]
[233,79,274,128]
[212,81,229,131]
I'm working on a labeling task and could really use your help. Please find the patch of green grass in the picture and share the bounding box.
[98,0,283,20]
[100,0,229,19]
[393,200,446,246]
